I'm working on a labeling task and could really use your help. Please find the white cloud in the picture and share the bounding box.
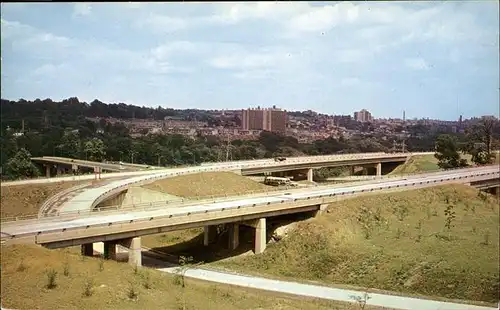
[72,3,92,17]
[30,63,69,77]
[340,77,361,87]
[404,57,430,71]
[134,14,188,33]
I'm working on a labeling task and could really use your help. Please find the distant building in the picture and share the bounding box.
[354,109,373,122]
[242,106,287,134]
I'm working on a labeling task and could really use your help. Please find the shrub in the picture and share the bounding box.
[83,278,94,297]
[127,282,138,300]
[46,269,57,289]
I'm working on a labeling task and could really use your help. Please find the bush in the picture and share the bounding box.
[83,278,94,297]
[63,261,70,276]
[127,282,138,300]
[16,260,27,272]
[46,269,58,289]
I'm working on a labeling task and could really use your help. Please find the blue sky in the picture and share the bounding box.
[1,2,498,120]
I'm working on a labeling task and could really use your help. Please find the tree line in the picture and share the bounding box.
[434,117,499,169]
[1,98,498,179]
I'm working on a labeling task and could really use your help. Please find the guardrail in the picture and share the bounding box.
[2,168,498,227]
[86,152,418,206]
[3,170,499,242]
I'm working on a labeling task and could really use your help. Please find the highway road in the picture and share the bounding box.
[2,152,425,188]
[51,152,422,214]
[2,165,498,240]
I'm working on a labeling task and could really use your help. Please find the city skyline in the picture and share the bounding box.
[1,2,499,120]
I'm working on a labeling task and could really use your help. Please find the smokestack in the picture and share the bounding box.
[403,110,406,122]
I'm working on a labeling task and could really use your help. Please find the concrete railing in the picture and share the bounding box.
[2,168,498,229]
[85,153,405,210]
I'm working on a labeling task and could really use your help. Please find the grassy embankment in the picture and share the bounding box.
[0,181,83,219]
[209,184,499,305]
[1,245,386,310]
[389,153,499,176]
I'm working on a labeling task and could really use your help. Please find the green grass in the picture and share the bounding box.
[1,244,388,310]
[142,171,276,199]
[209,184,499,304]
[389,154,479,175]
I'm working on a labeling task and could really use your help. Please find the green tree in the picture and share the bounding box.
[434,134,467,169]
[5,148,40,179]
[83,138,106,161]
[56,131,81,159]
[462,117,497,165]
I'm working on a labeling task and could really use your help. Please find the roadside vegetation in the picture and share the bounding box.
[0,244,386,310]
[209,184,499,305]
[0,181,82,219]
[142,171,276,198]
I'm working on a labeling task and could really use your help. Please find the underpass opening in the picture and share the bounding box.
[143,211,319,265]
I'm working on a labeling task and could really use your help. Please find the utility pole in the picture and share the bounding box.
[225,134,231,162]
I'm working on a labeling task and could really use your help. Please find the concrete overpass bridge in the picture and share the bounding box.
[31,156,144,176]
[43,152,427,214]
[2,165,498,267]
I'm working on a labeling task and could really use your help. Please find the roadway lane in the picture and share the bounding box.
[3,166,498,237]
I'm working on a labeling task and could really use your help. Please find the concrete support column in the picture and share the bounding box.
[103,241,117,260]
[314,204,328,217]
[307,168,314,182]
[376,162,382,179]
[81,243,94,256]
[119,237,142,267]
[255,218,266,254]
[350,166,355,176]
[228,223,240,250]
[203,225,217,246]
[45,165,51,178]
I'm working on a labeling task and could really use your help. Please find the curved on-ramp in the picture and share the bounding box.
[55,152,419,214]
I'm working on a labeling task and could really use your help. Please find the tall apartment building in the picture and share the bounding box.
[242,106,287,133]
[354,109,373,122]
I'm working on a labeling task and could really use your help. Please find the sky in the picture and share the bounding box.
[1,2,499,120]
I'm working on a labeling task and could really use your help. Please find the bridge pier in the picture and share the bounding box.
[314,204,328,217]
[350,166,355,175]
[241,218,267,254]
[376,162,382,179]
[307,168,313,182]
[103,241,117,260]
[119,237,142,267]
[45,165,51,178]
[228,223,240,250]
[203,225,217,246]
[255,218,266,254]
[81,243,94,256]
